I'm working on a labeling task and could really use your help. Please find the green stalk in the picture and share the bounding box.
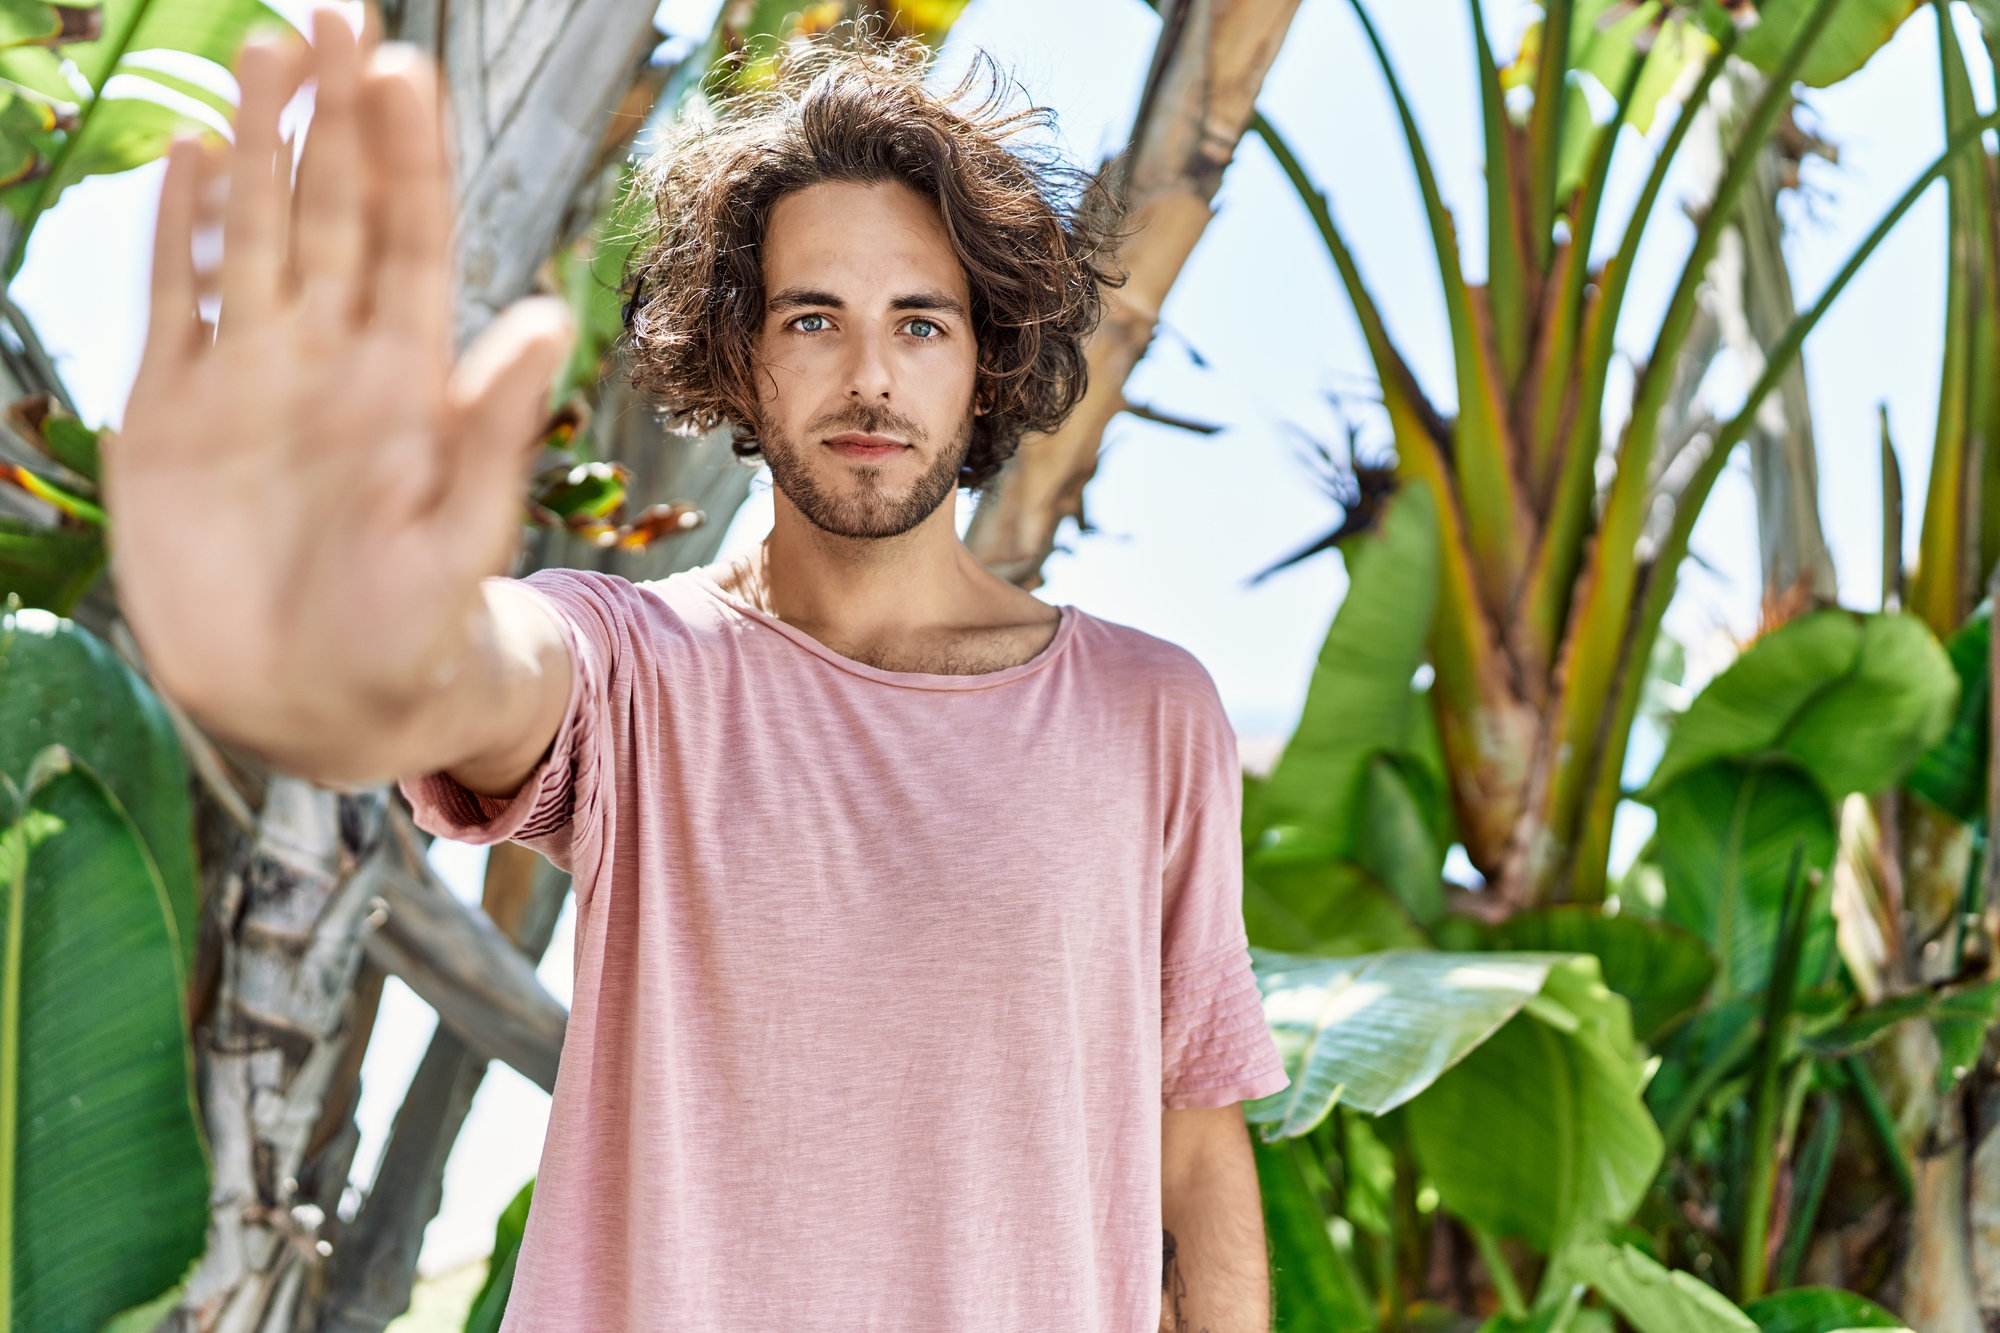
[1573,105,2000,902]
[1346,0,1526,616]
[1521,37,1734,705]
[1470,0,1530,387]
[1248,110,1444,441]
[1844,1055,1914,1200]
[1469,1222,1525,1319]
[1527,0,1575,269]
[1526,50,1648,515]
[1773,1091,1841,1289]
[1738,841,1811,1301]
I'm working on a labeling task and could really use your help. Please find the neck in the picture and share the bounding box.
[733,486,992,637]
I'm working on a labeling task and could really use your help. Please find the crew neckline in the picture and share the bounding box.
[682,566,1080,691]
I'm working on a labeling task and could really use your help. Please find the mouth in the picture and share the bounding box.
[822,432,910,461]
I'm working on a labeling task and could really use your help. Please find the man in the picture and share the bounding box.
[109,11,1289,1331]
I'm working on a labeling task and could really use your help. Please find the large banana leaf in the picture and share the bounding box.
[1,749,206,1333]
[0,609,195,964]
[1246,949,1645,1141]
[1737,0,1917,88]
[1243,858,1430,958]
[3,0,286,266]
[1250,484,1438,848]
[1437,906,1714,1041]
[1638,611,1957,805]
[1652,760,1836,1000]
[1404,960,1659,1255]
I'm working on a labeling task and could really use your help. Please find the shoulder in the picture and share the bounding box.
[1065,611,1230,732]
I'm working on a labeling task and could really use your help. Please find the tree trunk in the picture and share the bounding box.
[964,0,1305,588]
[152,3,668,1327]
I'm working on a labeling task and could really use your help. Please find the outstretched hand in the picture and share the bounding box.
[108,9,574,781]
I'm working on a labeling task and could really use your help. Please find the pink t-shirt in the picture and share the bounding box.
[403,567,1287,1331]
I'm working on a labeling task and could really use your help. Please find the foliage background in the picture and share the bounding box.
[12,0,1983,1295]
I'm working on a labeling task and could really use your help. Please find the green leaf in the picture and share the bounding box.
[1568,1239,1757,1333]
[1256,484,1438,849]
[1243,857,1430,957]
[37,95,210,201]
[0,609,196,966]
[0,519,102,616]
[1740,1288,1908,1333]
[97,1265,192,1333]
[1905,605,1989,821]
[34,416,99,487]
[1245,949,1574,1135]
[1737,0,1917,87]
[0,1,59,50]
[1931,978,2000,1093]
[1252,1136,1377,1333]
[1653,760,1836,999]
[465,1178,533,1333]
[0,47,71,102]
[531,460,629,524]
[99,0,282,79]
[1356,754,1446,925]
[1640,611,1958,805]
[1447,906,1715,1041]
[1406,958,1659,1254]
[6,754,206,1333]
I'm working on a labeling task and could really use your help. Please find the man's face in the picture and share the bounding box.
[752,179,980,539]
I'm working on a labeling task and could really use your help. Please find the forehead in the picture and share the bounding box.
[762,179,969,305]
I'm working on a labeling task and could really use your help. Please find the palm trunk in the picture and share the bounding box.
[964,0,1305,588]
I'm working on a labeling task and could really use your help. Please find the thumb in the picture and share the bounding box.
[438,296,575,550]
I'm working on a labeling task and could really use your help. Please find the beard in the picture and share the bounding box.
[759,401,973,540]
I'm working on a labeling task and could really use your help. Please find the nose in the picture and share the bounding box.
[845,324,893,403]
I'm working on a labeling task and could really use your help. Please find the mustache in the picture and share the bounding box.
[806,403,928,444]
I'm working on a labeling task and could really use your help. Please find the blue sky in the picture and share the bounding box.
[13,0,1983,1278]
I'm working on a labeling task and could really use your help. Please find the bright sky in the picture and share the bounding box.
[15,0,1982,1283]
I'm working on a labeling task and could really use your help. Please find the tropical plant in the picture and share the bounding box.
[1242,0,1982,910]
[0,604,205,1333]
[1245,422,1966,1316]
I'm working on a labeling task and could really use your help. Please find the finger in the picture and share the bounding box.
[143,138,204,365]
[437,297,574,540]
[292,8,366,326]
[219,35,305,332]
[360,45,451,350]
[357,0,382,54]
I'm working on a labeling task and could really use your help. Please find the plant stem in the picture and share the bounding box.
[1843,1055,1914,1200]
[1469,1223,1525,1319]
[1773,1091,1842,1289]
[1739,841,1812,1301]
[1657,1015,1763,1158]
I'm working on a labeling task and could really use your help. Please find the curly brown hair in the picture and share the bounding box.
[621,36,1121,490]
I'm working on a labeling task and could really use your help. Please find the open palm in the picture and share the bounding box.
[107,13,571,776]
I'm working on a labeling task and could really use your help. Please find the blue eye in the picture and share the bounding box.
[906,319,939,338]
[794,314,828,332]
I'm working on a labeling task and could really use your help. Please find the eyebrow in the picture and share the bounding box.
[764,287,969,318]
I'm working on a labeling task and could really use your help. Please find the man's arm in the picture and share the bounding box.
[1160,1104,1270,1333]
[107,13,573,793]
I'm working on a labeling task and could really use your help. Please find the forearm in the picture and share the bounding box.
[160,576,569,791]
[1160,1107,1270,1333]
